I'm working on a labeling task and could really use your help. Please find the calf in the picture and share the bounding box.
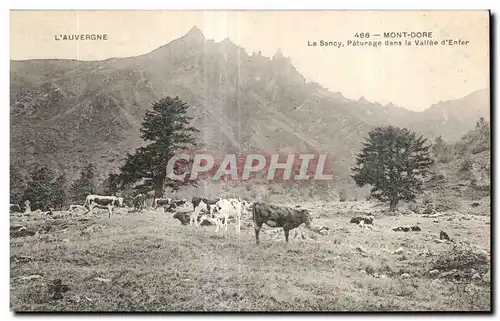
[84,195,123,218]
[252,202,312,244]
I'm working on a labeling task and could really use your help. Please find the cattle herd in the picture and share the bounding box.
[10,194,315,244]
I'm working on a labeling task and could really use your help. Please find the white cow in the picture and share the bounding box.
[84,194,124,218]
[202,198,246,235]
[190,199,210,227]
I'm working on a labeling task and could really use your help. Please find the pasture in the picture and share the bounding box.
[10,201,491,311]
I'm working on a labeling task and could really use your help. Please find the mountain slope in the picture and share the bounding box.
[10,26,490,184]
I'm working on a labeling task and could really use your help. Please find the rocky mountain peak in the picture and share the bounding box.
[183,25,206,43]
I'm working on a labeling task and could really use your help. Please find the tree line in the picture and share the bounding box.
[11,95,488,212]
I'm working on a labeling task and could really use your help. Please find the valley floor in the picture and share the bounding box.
[10,201,491,312]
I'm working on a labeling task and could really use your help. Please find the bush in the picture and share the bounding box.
[460,158,473,172]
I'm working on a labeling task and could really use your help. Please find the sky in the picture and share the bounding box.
[10,10,489,111]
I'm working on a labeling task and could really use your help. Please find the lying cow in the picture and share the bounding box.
[252,202,312,244]
[84,194,123,218]
[69,204,86,212]
[154,198,171,210]
[164,199,188,213]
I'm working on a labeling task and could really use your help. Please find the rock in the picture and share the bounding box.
[356,245,367,253]
[439,269,458,278]
[428,269,440,276]
[401,273,411,279]
[470,202,480,208]
[439,230,451,241]
[94,277,111,283]
[19,275,43,281]
[373,273,379,278]
[12,255,33,263]
[393,247,404,255]
[472,273,481,280]
[483,270,491,283]
[379,274,387,279]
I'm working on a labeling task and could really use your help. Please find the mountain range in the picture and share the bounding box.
[10,26,490,184]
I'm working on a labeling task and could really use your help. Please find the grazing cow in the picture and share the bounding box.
[10,204,21,213]
[252,202,313,244]
[24,200,31,214]
[163,199,187,213]
[153,198,171,209]
[84,195,124,218]
[133,194,147,212]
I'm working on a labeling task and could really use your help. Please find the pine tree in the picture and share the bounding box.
[119,96,199,197]
[10,165,27,204]
[52,174,67,210]
[22,166,57,211]
[101,173,121,195]
[69,163,97,203]
[351,126,434,211]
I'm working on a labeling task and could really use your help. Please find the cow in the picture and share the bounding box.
[153,198,171,210]
[69,204,86,212]
[84,195,124,218]
[252,202,313,244]
[192,197,220,213]
[24,200,31,214]
[163,199,187,213]
[133,194,147,212]
[190,199,210,227]
[10,204,21,213]
[203,198,244,235]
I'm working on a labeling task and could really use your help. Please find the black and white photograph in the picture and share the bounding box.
[9,10,491,312]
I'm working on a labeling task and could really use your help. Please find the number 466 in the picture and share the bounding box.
[354,32,370,38]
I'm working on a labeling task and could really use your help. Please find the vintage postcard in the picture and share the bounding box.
[10,10,491,312]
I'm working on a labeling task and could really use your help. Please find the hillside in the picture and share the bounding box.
[10,26,490,187]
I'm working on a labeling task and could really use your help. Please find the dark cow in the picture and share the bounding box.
[133,194,147,212]
[191,196,221,210]
[163,199,188,213]
[252,202,312,244]
[154,198,171,209]
[192,197,220,213]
